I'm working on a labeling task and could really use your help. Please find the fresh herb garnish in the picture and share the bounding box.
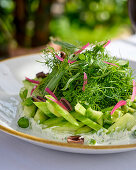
[35,40,133,111]
[89,139,96,145]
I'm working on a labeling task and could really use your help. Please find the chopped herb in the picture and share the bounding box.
[35,41,133,111]
[89,139,96,145]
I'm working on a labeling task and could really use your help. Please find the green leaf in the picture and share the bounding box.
[19,87,28,100]
[51,39,77,49]
[22,97,33,106]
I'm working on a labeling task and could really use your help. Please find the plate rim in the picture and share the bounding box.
[1,124,136,150]
[1,54,136,150]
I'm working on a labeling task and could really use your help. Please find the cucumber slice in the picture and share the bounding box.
[131,103,136,109]
[19,87,28,101]
[103,111,113,124]
[46,96,79,126]
[75,126,91,134]
[108,113,136,132]
[36,95,61,117]
[23,80,34,89]
[121,105,135,114]
[97,116,103,126]
[75,103,86,115]
[121,105,128,113]
[23,104,37,118]
[103,110,123,125]
[43,117,65,127]
[111,110,123,122]
[46,100,61,117]
[128,107,135,114]
[71,112,106,132]
[117,60,129,67]
[52,122,84,132]
[34,102,55,118]
[23,80,34,97]
[86,107,103,121]
[34,109,48,124]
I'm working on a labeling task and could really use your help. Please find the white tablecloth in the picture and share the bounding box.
[0,131,136,170]
[0,132,136,170]
[1,35,136,170]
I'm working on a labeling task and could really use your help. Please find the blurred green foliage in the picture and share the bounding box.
[0,0,131,53]
[0,0,14,45]
[50,0,130,43]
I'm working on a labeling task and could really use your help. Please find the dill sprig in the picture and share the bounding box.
[36,40,133,110]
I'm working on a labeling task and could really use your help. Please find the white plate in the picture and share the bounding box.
[1,51,136,154]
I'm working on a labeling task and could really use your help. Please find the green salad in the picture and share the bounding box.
[18,40,136,145]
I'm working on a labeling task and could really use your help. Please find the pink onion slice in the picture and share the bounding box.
[110,100,127,115]
[55,54,64,61]
[131,80,136,101]
[25,77,40,84]
[103,61,118,67]
[55,54,76,64]
[46,96,68,111]
[82,72,87,91]
[45,88,58,100]
[103,40,111,48]
[74,42,90,55]
[68,60,76,64]
[31,85,37,96]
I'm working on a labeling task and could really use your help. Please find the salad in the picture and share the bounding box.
[17,40,136,145]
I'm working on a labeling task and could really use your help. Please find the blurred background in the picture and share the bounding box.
[0,0,134,60]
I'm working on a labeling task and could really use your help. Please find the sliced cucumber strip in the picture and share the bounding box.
[117,60,129,67]
[108,113,136,132]
[86,107,103,121]
[19,87,28,101]
[111,110,123,122]
[97,116,103,126]
[75,103,86,115]
[34,109,48,124]
[52,122,84,132]
[131,103,136,109]
[23,80,34,97]
[128,107,135,114]
[71,112,106,132]
[75,126,91,134]
[23,104,37,118]
[46,100,61,117]
[46,95,79,126]
[34,102,55,118]
[43,117,65,127]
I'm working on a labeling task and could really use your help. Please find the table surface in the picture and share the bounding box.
[1,35,136,170]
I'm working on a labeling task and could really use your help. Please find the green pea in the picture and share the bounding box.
[18,117,29,128]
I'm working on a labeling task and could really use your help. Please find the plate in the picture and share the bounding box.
[1,51,136,154]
